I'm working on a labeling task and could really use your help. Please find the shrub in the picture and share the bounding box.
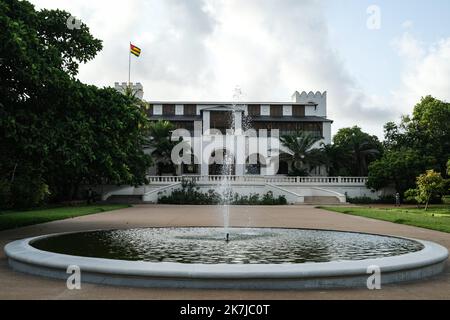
[9,175,50,209]
[404,189,419,204]
[347,195,396,204]
[0,178,12,209]
[0,175,50,210]
[377,195,396,204]
[158,179,221,205]
[158,180,287,205]
[261,191,287,205]
[347,196,373,204]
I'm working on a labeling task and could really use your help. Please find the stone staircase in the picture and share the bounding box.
[303,196,342,205]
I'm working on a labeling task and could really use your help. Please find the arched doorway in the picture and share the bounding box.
[209,149,235,175]
[277,160,289,175]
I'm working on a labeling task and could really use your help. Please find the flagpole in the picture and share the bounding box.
[128,42,131,87]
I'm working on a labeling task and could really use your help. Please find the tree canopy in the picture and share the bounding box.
[332,126,383,176]
[147,120,177,175]
[405,170,446,210]
[280,132,322,176]
[0,0,151,207]
[367,96,450,196]
[402,96,450,174]
[367,148,431,196]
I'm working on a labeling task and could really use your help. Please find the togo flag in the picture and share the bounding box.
[130,43,141,57]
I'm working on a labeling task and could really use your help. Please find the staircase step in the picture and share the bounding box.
[304,196,341,204]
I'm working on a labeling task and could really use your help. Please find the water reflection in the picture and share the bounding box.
[32,228,424,264]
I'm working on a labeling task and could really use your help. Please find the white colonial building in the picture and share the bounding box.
[104,84,382,204]
[145,94,331,177]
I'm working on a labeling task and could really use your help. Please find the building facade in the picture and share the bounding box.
[107,84,383,203]
[115,83,333,177]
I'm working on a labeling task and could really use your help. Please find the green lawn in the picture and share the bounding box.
[321,206,450,233]
[0,204,129,231]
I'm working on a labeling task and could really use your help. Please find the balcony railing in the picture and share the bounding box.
[146,175,368,185]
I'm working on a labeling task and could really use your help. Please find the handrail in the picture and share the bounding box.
[145,175,368,185]
[265,183,304,204]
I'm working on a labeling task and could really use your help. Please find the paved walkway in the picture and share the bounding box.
[0,205,449,300]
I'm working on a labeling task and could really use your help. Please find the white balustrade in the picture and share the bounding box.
[146,175,368,186]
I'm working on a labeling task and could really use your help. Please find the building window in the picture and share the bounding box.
[210,111,232,134]
[248,105,260,116]
[252,121,323,137]
[184,104,197,116]
[292,105,305,117]
[163,104,175,115]
[270,105,283,117]
[172,121,195,135]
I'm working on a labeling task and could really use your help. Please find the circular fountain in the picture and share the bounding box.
[4,90,448,289]
[4,227,448,289]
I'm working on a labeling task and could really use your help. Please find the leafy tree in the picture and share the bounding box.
[385,96,450,175]
[42,83,152,200]
[383,121,408,150]
[367,96,449,200]
[333,126,383,176]
[367,148,432,196]
[0,0,102,206]
[147,120,177,175]
[405,170,445,211]
[0,0,152,205]
[409,97,450,174]
[280,132,322,176]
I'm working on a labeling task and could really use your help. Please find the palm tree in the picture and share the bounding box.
[345,136,380,176]
[279,132,322,176]
[123,84,143,99]
[320,143,351,176]
[147,120,177,175]
[333,127,382,176]
[123,84,148,112]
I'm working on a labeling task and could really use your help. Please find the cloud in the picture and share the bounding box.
[392,31,425,62]
[28,0,418,139]
[401,20,414,29]
[392,32,450,113]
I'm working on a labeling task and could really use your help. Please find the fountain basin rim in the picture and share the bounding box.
[4,228,448,280]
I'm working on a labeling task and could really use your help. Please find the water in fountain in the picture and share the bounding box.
[216,87,244,238]
[32,227,425,264]
[218,148,234,234]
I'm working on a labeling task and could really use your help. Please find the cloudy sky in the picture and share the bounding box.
[30,0,450,139]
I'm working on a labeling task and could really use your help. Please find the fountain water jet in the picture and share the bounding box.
[216,87,244,236]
